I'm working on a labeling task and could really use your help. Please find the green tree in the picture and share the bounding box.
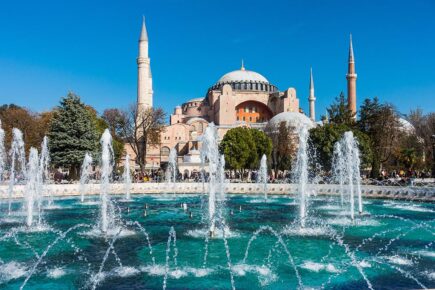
[309,124,372,173]
[48,92,99,179]
[219,127,272,174]
[358,97,399,178]
[219,127,253,172]
[327,92,355,126]
[250,129,272,168]
[87,107,124,164]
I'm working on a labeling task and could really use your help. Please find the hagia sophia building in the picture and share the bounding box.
[129,18,358,173]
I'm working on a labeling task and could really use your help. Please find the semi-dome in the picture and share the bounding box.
[217,69,269,84]
[268,112,315,129]
[186,97,204,103]
[398,118,415,134]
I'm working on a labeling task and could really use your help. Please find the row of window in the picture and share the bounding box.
[163,136,183,141]
[236,116,266,123]
[242,106,258,113]
[211,82,277,92]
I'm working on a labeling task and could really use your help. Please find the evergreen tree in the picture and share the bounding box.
[327,92,356,126]
[48,93,99,179]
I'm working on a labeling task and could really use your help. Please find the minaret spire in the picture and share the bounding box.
[308,67,316,122]
[346,34,357,118]
[348,34,354,63]
[140,16,148,41]
[137,16,153,110]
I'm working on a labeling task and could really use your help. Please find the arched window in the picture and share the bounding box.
[161,146,170,156]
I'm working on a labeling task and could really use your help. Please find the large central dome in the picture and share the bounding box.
[208,64,277,93]
[217,69,269,84]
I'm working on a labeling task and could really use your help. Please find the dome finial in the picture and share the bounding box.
[241,59,245,71]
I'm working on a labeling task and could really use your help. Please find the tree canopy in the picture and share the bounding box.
[358,97,400,177]
[48,92,99,179]
[219,127,272,172]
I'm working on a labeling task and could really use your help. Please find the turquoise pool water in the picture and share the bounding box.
[0,194,434,289]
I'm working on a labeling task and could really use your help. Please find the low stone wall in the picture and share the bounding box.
[0,182,434,202]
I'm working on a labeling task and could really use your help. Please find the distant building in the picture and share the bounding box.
[129,18,357,175]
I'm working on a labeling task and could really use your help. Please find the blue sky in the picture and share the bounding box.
[0,0,434,121]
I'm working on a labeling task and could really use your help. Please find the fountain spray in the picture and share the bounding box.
[166,147,177,192]
[79,153,93,202]
[38,137,50,210]
[8,128,26,215]
[333,131,364,220]
[25,148,39,227]
[257,154,268,200]
[294,126,309,228]
[200,123,226,237]
[0,120,5,184]
[100,129,115,233]
[123,154,132,200]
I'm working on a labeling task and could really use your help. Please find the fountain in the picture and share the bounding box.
[332,131,364,220]
[25,148,39,228]
[123,154,132,200]
[0,120,5,184]
[166,147,177,191]
[332,142,345,206]
[294,126,309,228]
[79,153,93,203]
[8,128,26,215]
[99,129,115,234]
[0,121,433,290]
[257,154,268,200]
[38,137,50,209]
[200,123,227,237]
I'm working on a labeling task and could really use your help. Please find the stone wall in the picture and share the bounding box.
[0,183,433,201]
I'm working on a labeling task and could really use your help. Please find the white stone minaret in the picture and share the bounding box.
[137,16,153,111]
[308,67,316,122]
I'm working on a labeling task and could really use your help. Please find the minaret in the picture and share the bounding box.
[308,67,316,122]
[346,34,357,118]
[137,16,153,111]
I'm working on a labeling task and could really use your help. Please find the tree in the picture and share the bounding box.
[219,127,272,175]
[0,104,52,153]
[219,127,253,172]
[116,105,166,174]
[327,92,356,126]
[358,97,400,178]
[265,121,297,178]
[250,129,272,168]
[309,123,372,173]
[48,93,99,179]
[407,109,435,173]
[87,107,124,164]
